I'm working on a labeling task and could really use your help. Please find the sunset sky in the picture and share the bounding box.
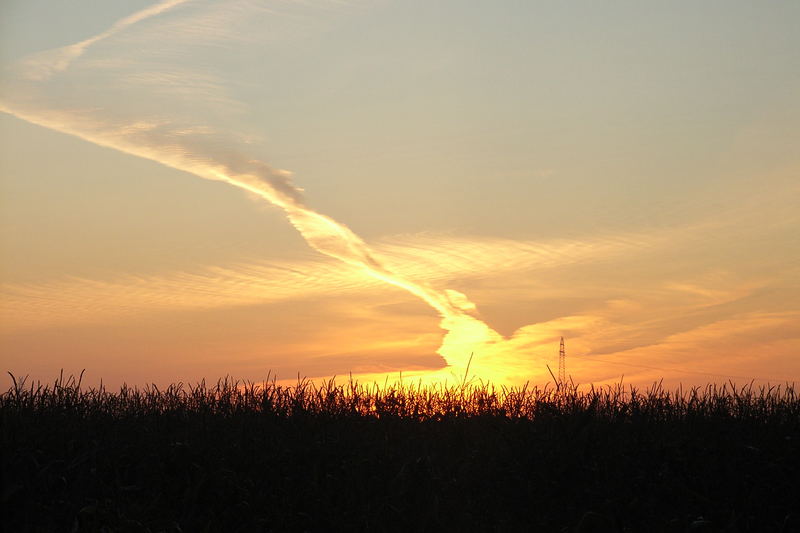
[1,0,798,389]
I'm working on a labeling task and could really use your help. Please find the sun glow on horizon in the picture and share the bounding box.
[1,0,798,390]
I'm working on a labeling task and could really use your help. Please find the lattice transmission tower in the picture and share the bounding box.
[558,336,566,385]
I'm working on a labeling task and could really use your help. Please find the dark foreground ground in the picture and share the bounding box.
[2,375,799,532]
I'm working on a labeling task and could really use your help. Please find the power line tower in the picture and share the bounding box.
[558,336,566,385]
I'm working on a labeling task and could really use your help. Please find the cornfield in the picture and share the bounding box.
[3,371,799,531]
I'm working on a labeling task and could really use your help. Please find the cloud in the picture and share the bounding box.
[2,0,797,387]
[16,0,192,81]
[0,231,648,332]
[1,0,507,373]
[568,311,800,386]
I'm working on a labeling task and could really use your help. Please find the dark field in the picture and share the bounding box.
[2,372,799,532]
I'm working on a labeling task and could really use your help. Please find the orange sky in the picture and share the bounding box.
[1,0,799,389]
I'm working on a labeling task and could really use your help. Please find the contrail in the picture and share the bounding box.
[0,0,502,377]
[17,0,192,81]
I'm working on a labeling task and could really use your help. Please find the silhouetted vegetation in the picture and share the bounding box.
[2,371,799,532]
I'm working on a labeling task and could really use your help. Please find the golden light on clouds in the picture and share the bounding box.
[1,0,798,388]
[0,233,647,331]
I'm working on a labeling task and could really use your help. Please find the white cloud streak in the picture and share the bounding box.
[0,0,502,374]
[5,1,795,386]
[0,232,647,331]
[17,0,192,81]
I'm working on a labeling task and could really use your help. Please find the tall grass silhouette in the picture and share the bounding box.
[3,371,799,531]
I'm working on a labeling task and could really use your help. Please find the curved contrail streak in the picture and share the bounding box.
[1,0,501,375]
[18,0,192,81]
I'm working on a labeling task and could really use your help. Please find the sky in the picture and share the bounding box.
[1,0,798,389]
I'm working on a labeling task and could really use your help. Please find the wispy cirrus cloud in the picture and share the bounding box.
[16,0,192,81]
[2,0,797,388]
[1,0,510,375]
[0,231,649,332]
[566,311,800,386]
